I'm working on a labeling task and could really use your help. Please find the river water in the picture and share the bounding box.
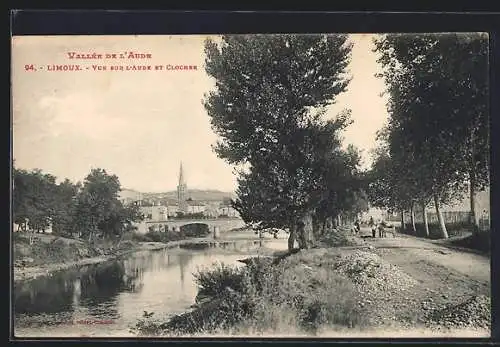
[13,238,288,338]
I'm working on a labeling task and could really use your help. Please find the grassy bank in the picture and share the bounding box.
[133,227,491,337]
[13,233,157,282]
[134,230,370,336]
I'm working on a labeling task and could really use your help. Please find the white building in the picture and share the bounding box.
[166,204,179,217]
[187,201,206,214]
[140,205,167,221]
[218,206,239,217]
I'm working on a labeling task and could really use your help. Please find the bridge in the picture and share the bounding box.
[134,218,246,235]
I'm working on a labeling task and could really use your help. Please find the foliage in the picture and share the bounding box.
[371,33,489,238]
[13,166,144,242]
[143,224,211,243]
[149,253,365,336]
[51,179,81,236]
[204,34,364,248]
[204,34,353,165]
[194,262,247,300]
[13,168,57,232]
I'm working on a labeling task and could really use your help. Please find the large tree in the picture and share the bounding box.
[51,179,81,236]
[204,34,354,249]
[13,168,57,233]
[373,33,489,238]
[74,168,142,243]
[232,120,365,250]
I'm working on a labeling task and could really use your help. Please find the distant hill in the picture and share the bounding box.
[120,188,236,202]
[119,188,142,200]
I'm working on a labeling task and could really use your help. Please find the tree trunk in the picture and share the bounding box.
[469,124,480,234]
[297,211,315,249]
[88,230,95,244]
[422,201,429,238]
[410,202,416,234]
[287,224,296,252]
[312,213,323,238]
[469,170,480,234]
[400,209,406,232]
[434,194,449,239]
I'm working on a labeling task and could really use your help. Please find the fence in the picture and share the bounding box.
[388,210,490,231]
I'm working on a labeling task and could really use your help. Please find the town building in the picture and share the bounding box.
[121,161,241,221]
[218,205,239,217]
[187,200,206,214]
[140,204,168,221]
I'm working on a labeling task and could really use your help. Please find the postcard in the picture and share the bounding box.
[11,33,491,338]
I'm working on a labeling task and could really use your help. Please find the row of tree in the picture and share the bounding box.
[13,167,143,243]
[368,33,489,238]
[203,34,370,250]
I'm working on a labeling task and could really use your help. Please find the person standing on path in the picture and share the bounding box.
[369,216,376,238]
[354,219,360,234]
[378,220,385,238]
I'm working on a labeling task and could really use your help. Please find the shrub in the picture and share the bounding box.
[155,253,366,336]
[194,262,246,300]
[180,223,211,238]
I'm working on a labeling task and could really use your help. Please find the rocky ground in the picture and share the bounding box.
[344,227,491,335]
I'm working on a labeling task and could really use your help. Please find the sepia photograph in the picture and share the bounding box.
[11,33,491,338]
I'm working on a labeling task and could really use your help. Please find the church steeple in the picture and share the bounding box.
[179,161,185,186]
[177,162,187,213]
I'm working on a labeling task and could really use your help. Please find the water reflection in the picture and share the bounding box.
[15,259,143,317]
[14,239,288,337]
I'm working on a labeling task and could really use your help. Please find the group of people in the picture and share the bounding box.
[351,216,393,238]
[368,216,393,238]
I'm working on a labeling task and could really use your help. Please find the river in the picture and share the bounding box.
[13,237,288,338]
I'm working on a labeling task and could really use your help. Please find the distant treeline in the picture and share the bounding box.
[13,167,144,241]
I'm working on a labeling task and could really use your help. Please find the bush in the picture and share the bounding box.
[180,223,211,238]
[142,224,211,244]
[261,259,364,333]
[317,230,362,248]
[153,253,365,336]
[194,263,246,300]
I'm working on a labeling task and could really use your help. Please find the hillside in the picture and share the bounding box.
[120,189,236,202]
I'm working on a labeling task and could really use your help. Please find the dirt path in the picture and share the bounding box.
[358,227,490,284]
[353,227,491,332]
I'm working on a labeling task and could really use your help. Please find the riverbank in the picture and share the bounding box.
[13,235,169,283]
[13,234,220,283]
[13,228,270,283]
[134,227,491,337]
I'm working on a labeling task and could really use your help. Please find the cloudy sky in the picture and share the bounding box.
[12,34,388,193]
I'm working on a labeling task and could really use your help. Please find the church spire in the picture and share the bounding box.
[179,161,185,186]
[177,161,187,213]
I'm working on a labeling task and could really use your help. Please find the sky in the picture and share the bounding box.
[12,34,388,193]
